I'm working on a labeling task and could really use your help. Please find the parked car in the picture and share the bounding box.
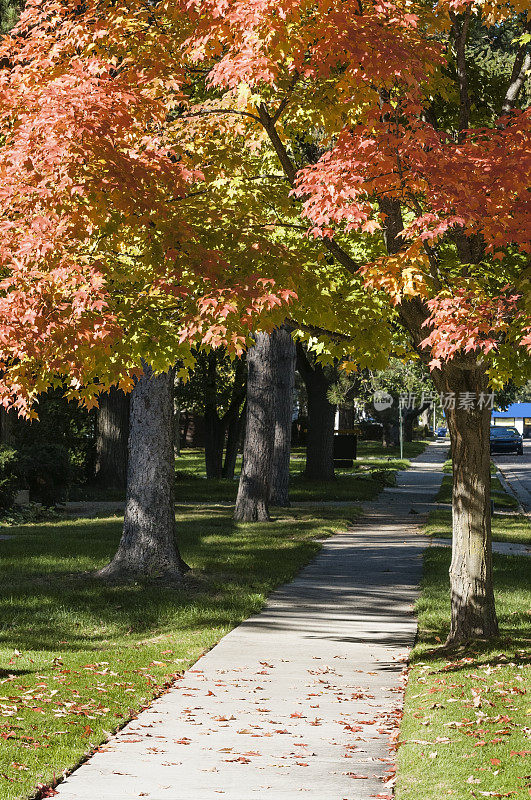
[435,426,447,438]
[489,426,524,455]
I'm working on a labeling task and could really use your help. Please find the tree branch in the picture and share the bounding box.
[221,353,247,426]
[271,71,300,124]
[502,24,531,114]
[183,108,262,123]
[257,103,297,182]
[450,9,472,140]
[257,103,361,274]
[295,340,314,380]
[286,318,355,344]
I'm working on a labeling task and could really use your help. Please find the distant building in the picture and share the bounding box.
[491,402,531,438]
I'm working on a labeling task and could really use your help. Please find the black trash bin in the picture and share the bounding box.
[333,432,357,468]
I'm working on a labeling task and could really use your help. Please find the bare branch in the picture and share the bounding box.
[182,108,262,124]
[450,9,472,140]
[248,222,310,231]
[257,103,298,182]
[257,103,361,274]
[270,71,300,124]
[287,318,355,344]
[502,23,531,114]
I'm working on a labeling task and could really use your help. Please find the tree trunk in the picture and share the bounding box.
[234,333,275,521]
[296,343,336,481]
[403,414,414,443]
[305,380,336,480]
[222,401,246,479]
[403,403,430,443]
[173,373,181,458]
[382,419,393,447]
[203,351,224,479]
[269,325,296,506]
[204,409,225,479]
[441,365,498,643]
[97,363,184,583]
[338,406,355,430]
[94,387,130,489]
[0,407,18,446]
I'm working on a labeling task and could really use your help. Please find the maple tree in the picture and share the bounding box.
[169,0,530,642]
[0,0,301,579]
[0,0,300,415]
[0,0,529,632]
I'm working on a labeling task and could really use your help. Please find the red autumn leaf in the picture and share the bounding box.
[35,786,59,798]
[223,756,251,764]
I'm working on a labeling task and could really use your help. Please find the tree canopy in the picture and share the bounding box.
[0,0,529,400]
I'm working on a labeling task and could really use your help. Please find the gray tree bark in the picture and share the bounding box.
[203,351,225,479]
[501,21,531,114]
[97,362,184,582]
[94,387,130,489]
[296,343,336,481]
[234,333,275,521]
[269,326,296,506]
[442,365,498,643]
[222,401,246,480]
[173,373,181,458]
[200,351,247,479]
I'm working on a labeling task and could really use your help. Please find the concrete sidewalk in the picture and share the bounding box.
[53,442,447,800]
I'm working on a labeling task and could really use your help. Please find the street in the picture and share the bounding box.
[492,440,531,512]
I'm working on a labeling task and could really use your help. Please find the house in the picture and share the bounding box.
[491,402,531,438]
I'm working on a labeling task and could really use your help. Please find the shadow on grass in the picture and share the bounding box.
[0,508,327,653]
[410,546,531,669]
[0,668,34,678]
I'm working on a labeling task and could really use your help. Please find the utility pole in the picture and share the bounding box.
[399,398,404,460]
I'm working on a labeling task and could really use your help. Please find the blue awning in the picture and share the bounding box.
[492,402,531,418]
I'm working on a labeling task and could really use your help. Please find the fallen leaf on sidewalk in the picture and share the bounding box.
[223,756,251,763]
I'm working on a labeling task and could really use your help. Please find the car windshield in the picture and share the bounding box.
[490,427,519,437]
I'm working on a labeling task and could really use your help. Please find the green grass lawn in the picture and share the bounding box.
[71,440,429,505]
[397,522,531,799]
[442,460,498,475]
[424,509,531,545]
[356,439,430,460]
[437,474,519,510]
[0,506,360,800]
[171,449,421,503]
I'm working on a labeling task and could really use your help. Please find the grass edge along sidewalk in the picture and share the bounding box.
[0,505,361,800]
[396,511,531,800]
